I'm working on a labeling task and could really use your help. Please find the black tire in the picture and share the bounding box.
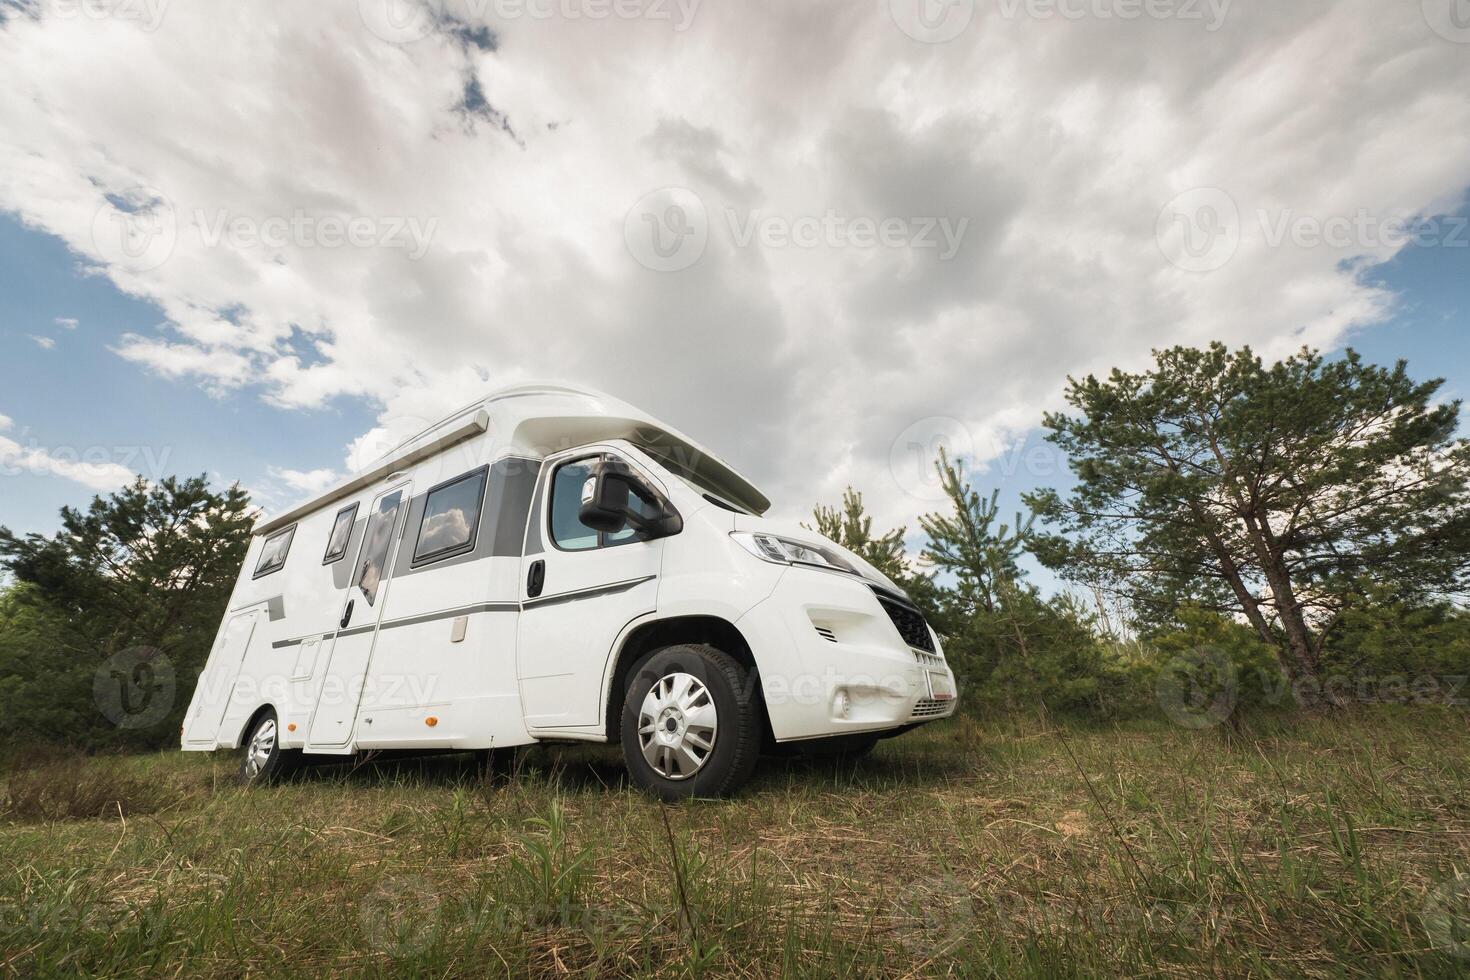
[236,708,300,786]
[799,733,879,762]
[620,644,761,801]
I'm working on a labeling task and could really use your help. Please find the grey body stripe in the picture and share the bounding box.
[521,575,656,610]
[269,600,520,649]
[377,601,519,631]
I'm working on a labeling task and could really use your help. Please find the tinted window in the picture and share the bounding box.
[355,490,403,606]
[550,460,598,551]
[412,467,487,565]
[253,525,295,579]
[550,456,664,550]
[323,503,358,564]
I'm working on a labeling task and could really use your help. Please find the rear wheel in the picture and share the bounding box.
[620,644,760,801]
[236,709,300,786]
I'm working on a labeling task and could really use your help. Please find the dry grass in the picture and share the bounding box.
[2,708,1470,977]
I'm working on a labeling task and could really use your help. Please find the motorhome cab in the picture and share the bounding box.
[181,385,957,799]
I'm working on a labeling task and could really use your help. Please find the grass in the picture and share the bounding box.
[2,707,1470,977]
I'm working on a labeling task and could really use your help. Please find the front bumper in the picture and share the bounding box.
[734,566,958,741]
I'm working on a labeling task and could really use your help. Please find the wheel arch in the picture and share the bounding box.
[231,702,281,750]
[603,614,768,743]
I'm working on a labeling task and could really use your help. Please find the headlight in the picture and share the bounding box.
[730,532,858,575]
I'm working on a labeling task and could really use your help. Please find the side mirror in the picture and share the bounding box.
[578,460,681,539]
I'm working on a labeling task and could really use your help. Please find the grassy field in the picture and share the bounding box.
[3,708,1470,977]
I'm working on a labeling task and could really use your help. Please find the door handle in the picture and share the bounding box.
[340,599,355,630]
[527,560,546,599]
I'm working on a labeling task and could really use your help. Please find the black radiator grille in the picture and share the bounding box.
[873,590,936,653]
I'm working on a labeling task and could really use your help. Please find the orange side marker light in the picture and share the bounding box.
[425,716,439,727]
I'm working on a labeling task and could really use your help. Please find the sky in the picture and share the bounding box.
[1,0,1468,579]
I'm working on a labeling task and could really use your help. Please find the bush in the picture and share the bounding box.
[0,748,172,823]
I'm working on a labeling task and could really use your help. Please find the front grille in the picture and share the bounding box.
[912,698,950,718]
[873,590,936,653]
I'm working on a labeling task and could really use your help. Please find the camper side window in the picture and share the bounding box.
[322,503,358,564]
[549,455,660,550]
[411,466,489,566]
[355,491,403,606]
[253,525,296,579]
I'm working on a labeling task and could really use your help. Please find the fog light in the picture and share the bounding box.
[834,691,850,719]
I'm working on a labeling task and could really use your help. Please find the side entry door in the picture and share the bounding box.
[516,451,667,729]
[308,481,411,747]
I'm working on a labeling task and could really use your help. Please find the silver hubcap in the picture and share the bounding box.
[638,672,717,780]
[245,718,276,778]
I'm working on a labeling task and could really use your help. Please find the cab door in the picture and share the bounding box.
[516,451,666,729]
[307,481,410,747]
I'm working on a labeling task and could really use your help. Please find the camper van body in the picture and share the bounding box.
[181,384,957,796]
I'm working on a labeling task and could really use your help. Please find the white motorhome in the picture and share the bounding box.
[181,384,957,798]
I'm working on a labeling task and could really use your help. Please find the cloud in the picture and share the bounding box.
[29,335,55,350]
[53,317,78,329]
[0,2,1467,534]
[267,466,340,496]
[0,420,136,492]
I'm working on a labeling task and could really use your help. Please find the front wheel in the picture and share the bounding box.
[236,709,300,786]
[620,644,761,801]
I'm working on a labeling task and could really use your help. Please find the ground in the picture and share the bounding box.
[3,708,1470,977]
